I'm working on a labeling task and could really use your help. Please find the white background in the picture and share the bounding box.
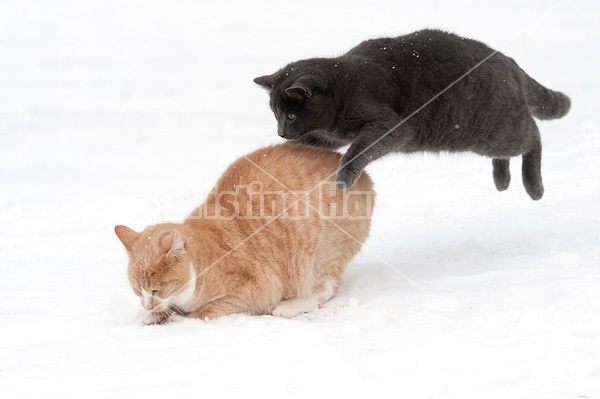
[1,1,598,398]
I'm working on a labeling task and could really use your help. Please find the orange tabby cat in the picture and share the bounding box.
[115,143,375,324]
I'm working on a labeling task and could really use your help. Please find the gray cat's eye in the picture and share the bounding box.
[286,113,296,121]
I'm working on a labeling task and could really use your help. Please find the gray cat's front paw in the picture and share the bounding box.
[335,166,361,189]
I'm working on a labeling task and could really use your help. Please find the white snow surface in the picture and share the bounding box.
[1,1,599,398]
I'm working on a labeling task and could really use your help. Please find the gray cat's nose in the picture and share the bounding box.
[277,126,286,137]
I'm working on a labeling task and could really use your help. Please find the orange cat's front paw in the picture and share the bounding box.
[138,305,186,326]
[138,312,165,326]
[139,310,180,325]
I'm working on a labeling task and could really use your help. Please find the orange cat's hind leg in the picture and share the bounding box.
[272,279,338,318]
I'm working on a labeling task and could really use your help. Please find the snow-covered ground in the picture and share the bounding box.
[1,1,599,398]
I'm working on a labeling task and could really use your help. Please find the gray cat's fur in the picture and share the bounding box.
[254,29,570,200]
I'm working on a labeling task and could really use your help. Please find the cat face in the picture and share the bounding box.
[254,67,337,140]
[115,224,197,316]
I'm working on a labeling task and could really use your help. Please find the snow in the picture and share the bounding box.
[1,1,599,398]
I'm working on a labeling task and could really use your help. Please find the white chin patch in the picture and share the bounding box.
[141,290,153,310]
[167,264,197,313]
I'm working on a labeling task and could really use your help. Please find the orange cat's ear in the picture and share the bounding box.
[161,229,186,258]
[114,225,140,251]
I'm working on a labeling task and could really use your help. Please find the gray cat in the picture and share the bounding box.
[254,29,570,200]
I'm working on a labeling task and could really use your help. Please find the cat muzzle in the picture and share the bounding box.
[277,127,303,140]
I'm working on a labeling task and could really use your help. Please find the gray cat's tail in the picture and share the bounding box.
[524,75,571,120]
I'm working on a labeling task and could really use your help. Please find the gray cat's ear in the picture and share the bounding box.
[254,74,275,90]
[115,225,140,251]
[164,229,186,258]
[285,83,312,101]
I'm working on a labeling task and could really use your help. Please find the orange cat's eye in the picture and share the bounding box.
[286,113,296,121]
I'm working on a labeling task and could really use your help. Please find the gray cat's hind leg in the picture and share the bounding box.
[492,158,511,191]
[521,135,544,201]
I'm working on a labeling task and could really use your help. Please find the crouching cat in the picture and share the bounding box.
[115,144,375,324]
[254,29,571,200]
